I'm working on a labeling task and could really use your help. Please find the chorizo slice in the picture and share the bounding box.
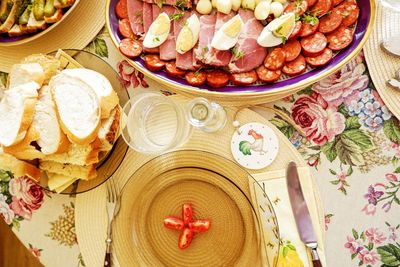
[305,48,333,67]
[282,40,302,62]
[327,26,354,51]
[165,62,186,78]
[119,38,143,59]
[300,18,319,37]
[335,2,360,27]
[206,70,230,88]
[311,0,333,17]
[289,21,303,40]
[144,54,166,71]
[230,70,258,86]
[264,48,286,70]
[119,18,134,38]
[301,32,327,57]
[185,70,207,86]
[257,66,281,83]
[319,9,343,34]
[282,55,307,76]
[284,1,308,16]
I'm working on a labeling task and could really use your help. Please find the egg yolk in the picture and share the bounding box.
[152,14,170,35]
[223,17,242,38]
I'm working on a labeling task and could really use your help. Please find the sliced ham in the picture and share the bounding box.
[228,10,267,73]
[195,15,216,64]
[143,3,158,53]
[159,6,177,61]
[175,12,196,70]
[143,0,153,3]
[127,0,144,36]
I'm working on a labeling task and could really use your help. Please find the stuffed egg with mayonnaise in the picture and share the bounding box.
[257,12,295,47]
[176,14,201,54]
[211,14,243,51]
[143,13,171,48]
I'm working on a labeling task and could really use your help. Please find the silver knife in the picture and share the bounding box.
[286,161,322,267]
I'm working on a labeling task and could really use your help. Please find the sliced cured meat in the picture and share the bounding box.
[230,70,258,85]
[311,0,333,17]
[119,18,133,38]
[282,40,302,62]
[305,48,333,67]
[175,12,197,70]
[205,12,235,67]
[195,15,216,63]
[282,55,306,76]
[116,0,128,19]
[306,0,318,7]
[206,70,230,88]
[256,66,281,83]
[332,0,345,5]
[127,0,144,35]
[228,10,267,73]
[300,18,319,37]
[289,21,302,40]
[301,32,327,56]
[166,62,187,78]
[327,26,353,51]
[185,71,207,86]
[264,48,286,70]
[144,54,166,71]
[284,1,308,16]
[119,38,143,58]
[159,6,177,61]
[335,2,359,27]
[143,3,159,54]
[319,9,343,34]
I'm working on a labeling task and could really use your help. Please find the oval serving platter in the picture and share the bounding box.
[0,0,80,46]
[106,0,375,105]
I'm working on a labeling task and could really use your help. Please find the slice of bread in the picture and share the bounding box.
[98,105,121,151]
[46,172,78,193]
[40,161,97,180]
[32,86,70,155]
[0,82,39,147]
[62,69,119,119]
[0,153,41,182]
[8,24,23,37]
[50,73,101,145]
[21,54,61,85]
[43,138,102,166]
[8,63,45,88]
[3,126,44,160]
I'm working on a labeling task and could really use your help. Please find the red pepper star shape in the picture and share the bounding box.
[164,203,211,249]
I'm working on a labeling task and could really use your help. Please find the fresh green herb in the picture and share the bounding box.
[139,19,144,25]
[275,25,283,35]
[175,0,186,10]
[301,12,318,26]
[153,36,160,42]
[231,47,245,59]
[169,12,185,21]
[281,36,287,45]
[135,10,142,18]
[295,0,303,11]
[194,67,203,76]
[295,13,301,21]
[156,0,166,9]
[201,46,209,58]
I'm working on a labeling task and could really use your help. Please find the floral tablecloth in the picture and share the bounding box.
[0,28,399,267]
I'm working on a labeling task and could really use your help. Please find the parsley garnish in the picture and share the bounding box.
[135,11,142,18]
[169,12,185,21]
[175,0,186,10]
[194,67,203,76]
[301,12,318,26]
[153,36,160,42]
[231,47,245,59]
[275,25,283,35]
[281,36,287,45]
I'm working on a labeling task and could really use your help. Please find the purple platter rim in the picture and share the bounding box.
[108,0,373,94]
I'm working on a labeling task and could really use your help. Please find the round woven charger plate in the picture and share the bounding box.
[0,0,106,73]
[364,2,400,119]
[75,97,326,267]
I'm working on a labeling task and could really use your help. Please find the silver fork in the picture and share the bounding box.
[104,179,121,267]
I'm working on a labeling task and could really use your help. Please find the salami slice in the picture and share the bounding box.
[301,32,327,57]
[119,38,143,58]
[284,1,308,16]
[306,0,318,7]
[119,18,134,38]
[206,70,230,88]
[185,71,207,86]
[264,48,286,70]
[305,48,333,67]
[116,0,128,19]
[289,21,303,40]
[165,62,186,78]
[282,40,302,62]
[144,54,166,71]
[332,0,345,6]
[282,55,307,76]
[230,71,258,86]
[319,9,343,34]
[311,0,333,17]
[335,2,360,27]
[300,18,319,37]
[327,26,354,51]
[257,66,281,83]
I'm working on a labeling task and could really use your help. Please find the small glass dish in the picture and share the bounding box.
[121,92,192,154]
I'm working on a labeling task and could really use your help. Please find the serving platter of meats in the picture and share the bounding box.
[107,0,374,96]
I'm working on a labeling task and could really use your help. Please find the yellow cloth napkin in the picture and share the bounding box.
[251,167,327,267]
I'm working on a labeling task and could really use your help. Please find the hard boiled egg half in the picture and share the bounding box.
[176,14,201,54]
[143,13,171,48]
[211,14,243,51]
[257,12,295,47]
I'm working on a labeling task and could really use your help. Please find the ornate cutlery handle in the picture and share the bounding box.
[310,247,322,267]
[104,238,112,266]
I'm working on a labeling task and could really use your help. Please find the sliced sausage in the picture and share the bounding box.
[311,0,333,17]
[282,55,307,76]
[305,48,333,67]
[257,66,281,83]
[144,54,166,71]
[165,62,186,78]
[306,0,318,7]
[264,48,286,70]
[332,0,344,6]
[300,18,319,37]
[301,32,327,57]
[327,26,354,51]
[319,9,343,34]
[282,40,302,62]
[119,38,143,59]
[119,18,134,38]
[289,21,303,40]
[185,71,207,86]
[284,1,308,16]
[115,0,128,19]
[206,70,230,88]
[230,70,258,86]
[335,2,360,27]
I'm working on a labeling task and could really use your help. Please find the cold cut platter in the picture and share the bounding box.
[107,0,374,103]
